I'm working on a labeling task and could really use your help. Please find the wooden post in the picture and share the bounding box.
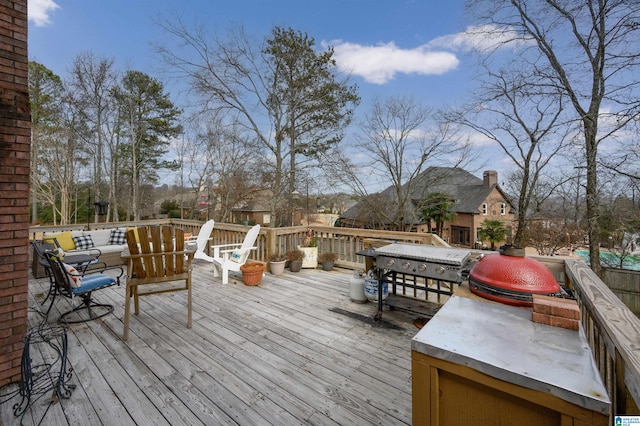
[265,227,278,260]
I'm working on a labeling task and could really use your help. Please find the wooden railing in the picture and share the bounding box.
[259,225,447,267]
[28,219,640,416]
[565,259,640,418]
[28,220,445,267]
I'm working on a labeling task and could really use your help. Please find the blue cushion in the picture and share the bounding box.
[71,274,115,294]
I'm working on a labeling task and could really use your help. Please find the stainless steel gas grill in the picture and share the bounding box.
[362,243,471,319]
[375,244,470,282]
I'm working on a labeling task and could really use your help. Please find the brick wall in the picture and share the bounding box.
[0,0,30,386]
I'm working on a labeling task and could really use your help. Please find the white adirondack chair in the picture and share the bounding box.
[211,225,261,284]
[187,220,215,263]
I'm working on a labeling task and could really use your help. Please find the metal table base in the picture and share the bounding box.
[13,322,75,424]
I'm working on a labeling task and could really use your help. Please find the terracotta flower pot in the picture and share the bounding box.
[240,262,265,286]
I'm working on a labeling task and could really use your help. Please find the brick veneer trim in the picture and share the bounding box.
[532,311,580,331]
[532,294,580,320]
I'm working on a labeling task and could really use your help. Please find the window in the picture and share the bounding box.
[482,203,487,215]
[500,203,506,215]
[451,226,470,246]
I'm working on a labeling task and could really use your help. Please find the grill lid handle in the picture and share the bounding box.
[498,244,525,257]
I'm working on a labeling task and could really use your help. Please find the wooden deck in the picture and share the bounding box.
[1,262,422,425]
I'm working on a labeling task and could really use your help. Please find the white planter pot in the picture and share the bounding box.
[298,246,318,268]
[269,260,286,276]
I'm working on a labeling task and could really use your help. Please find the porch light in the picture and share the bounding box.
[94,200,109,216]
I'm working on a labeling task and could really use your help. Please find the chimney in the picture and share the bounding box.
[483,170,498,188]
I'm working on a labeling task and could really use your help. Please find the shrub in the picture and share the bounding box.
[269,253,286,262]
[318,252,337,262]
[286,249,305,261]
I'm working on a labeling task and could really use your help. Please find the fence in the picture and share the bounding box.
[566,260,640,420]
[602,268,640,315]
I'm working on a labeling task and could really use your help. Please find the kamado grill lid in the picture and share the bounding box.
[469,245,561,307]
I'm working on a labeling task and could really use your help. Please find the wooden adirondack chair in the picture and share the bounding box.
[121,225,196,341]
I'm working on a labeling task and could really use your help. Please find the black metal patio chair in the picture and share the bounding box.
[43,250,123,323]
[31,239,104,317]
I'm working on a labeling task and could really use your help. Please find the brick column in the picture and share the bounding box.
[0,0,30,386]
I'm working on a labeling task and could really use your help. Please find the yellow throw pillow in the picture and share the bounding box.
[44,231,76,251]
[126,227,140,243]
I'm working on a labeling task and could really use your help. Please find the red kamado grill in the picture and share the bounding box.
[468,245,561,307]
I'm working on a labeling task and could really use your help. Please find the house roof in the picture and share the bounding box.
[232,189,273,213]
[341,167,513,226]
[408,167,488,213]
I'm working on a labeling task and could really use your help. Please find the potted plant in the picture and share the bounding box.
[269,253,286,276]
[286,249,305,272]
[298,229,318,268]
[239,262,265,286]
[318,252,337,271]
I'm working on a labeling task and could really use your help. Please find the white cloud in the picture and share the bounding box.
[461,129,495,148]
[325,24,530,85]
[327,40,459,85]
[428,24,531,53]
[28,0,59,27]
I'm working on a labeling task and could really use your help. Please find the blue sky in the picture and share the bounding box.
[28,0,515,187]
[28,0,476,103]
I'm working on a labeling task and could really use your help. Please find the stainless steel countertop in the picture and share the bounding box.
[411,295,610,414]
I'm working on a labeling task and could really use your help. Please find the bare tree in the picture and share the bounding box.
[449,67,573,246]
[28,61,63,223]
[29,62,90,225]
[525,219,581,256]
[37,89,89,225]
[598,121,640,184]
[186,116,263,221]
[598,177,640,267]
[68,52,118,221]
[157,21,358,226]
[468,0,640,276]
[328,96,469,230]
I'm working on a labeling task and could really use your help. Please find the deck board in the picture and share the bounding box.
[1,262,424,425]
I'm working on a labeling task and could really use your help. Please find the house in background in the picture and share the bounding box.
[233,190,355,227]
[232,202,271,226]
[339,167,516,248]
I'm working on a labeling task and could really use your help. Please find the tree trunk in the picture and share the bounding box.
[584,117,601,277]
